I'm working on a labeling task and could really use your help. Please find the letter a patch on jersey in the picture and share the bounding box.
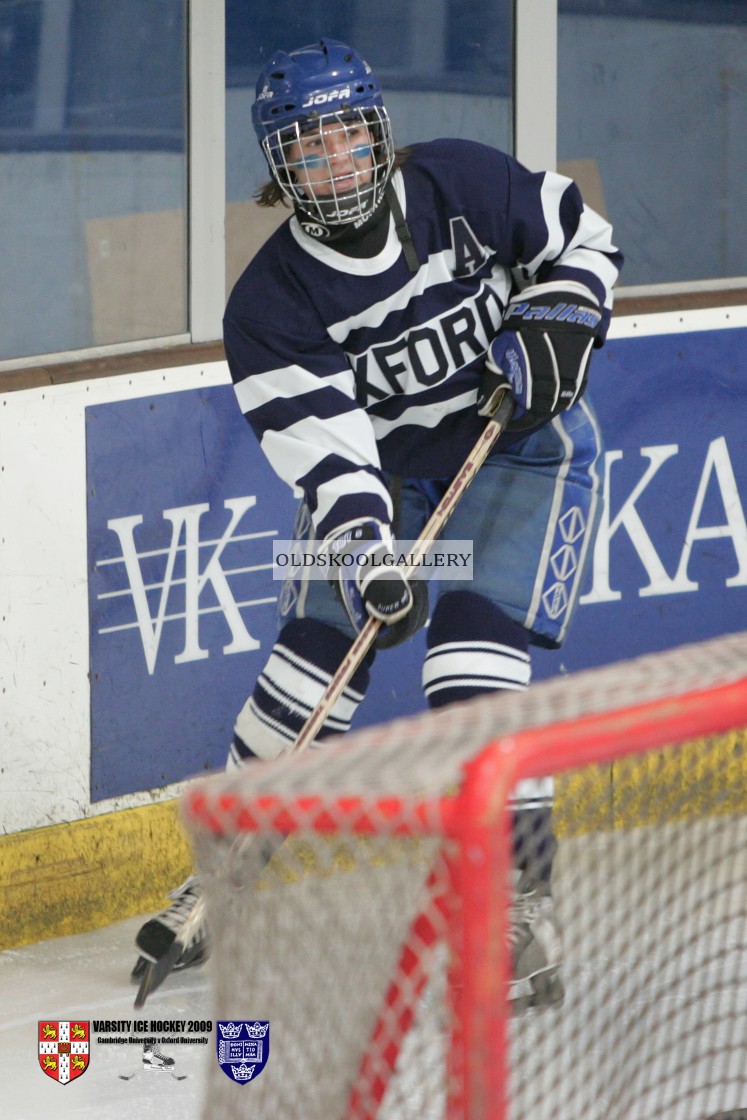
[449,216,488,277]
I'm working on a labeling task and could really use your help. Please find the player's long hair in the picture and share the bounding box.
[254,147,412,209]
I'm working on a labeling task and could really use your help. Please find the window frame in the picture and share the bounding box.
[1,0,745,383]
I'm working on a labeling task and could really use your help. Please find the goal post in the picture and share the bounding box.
[183,630,747,1120]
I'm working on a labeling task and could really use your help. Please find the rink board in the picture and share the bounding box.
[1,307,747,947]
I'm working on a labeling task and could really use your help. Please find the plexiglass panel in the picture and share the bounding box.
[558,1,747,287]
[225,0,513,289]
[0,0,187,360]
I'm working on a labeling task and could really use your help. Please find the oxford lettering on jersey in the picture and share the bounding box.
[350,284,504,403]
[582,437,747,605]
[100,496,275,674]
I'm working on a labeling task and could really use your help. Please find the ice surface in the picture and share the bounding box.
[0,915,212,1120]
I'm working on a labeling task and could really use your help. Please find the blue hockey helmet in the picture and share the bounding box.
[251,39,395,230]
[252,39,386,143]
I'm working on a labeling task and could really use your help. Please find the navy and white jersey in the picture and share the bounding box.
[224,138,622,540]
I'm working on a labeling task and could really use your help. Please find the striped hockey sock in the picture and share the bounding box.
[229,618,375,764]
[422,590,531,708]
[422,591,555,889]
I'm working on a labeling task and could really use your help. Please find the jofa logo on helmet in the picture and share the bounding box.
[302,88,351,108]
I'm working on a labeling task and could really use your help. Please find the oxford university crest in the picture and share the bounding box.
[216,1020,270,1084]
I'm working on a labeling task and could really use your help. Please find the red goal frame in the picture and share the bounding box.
[184,674,747,1120]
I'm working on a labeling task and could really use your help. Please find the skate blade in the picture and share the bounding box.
[131,945,208,985]
[130,956,147,983]
[133,941,182,1009]
[143,1065,187,1080]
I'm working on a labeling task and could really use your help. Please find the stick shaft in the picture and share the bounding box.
[291,391,513,754]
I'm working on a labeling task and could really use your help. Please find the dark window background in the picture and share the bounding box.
[558,0,747,285]
[0,0,510,150]
[0,0,185,150]
[560,0,747,23]
[0,0,41,130]
[0,0,187,359]
[225,0,511,96]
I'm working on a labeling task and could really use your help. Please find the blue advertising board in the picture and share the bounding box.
[86,385,424,800]
[86,325,747,800]
[532,325,747,677]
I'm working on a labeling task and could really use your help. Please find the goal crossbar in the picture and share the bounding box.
[185,667,747,842]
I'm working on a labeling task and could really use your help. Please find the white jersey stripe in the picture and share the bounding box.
[260,410,382,487]
[370,390,478,440]
[423,643,532,694]
[313,473,393,531]
[425,677,528,696]
[329,250,456,341]
[269,643,366,705]
[234,363,356,415]
[522,173,572,272]
[560,245,621,305]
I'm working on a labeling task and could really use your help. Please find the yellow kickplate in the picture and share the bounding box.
[0,800,193,951]
[555,728,747,839]
[4,730,745,949]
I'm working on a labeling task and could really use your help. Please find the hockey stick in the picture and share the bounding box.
[291,386,514,752]
[222,386,513,874]
[134,389,513,1006]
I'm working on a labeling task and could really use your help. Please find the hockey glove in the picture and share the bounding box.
[325,519,428,650]
[478,281,602,430]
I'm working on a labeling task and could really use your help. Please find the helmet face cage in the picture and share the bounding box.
[263,105,394,228]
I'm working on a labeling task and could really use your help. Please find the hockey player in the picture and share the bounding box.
[133,38,623,1007]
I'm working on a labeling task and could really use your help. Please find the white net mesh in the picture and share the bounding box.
[183,631,747,1120]
[513,813,747,1120]
[193,833,449,1118]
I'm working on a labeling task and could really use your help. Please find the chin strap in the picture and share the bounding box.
[294,193,384,244]
[294,181,419,274]
[385,181,419,274]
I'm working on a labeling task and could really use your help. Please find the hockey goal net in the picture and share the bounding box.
[183,631,747,1120]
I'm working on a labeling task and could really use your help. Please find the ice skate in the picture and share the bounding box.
[131,876,209,1006]
[142,1042,175,1070]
